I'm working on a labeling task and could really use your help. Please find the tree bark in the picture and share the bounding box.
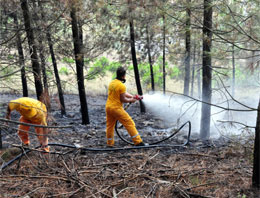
[232,44,235,97]
[20,0,43,100]
[184,0,191,96]
[71,5,90,124]
[162,14,166,94]
[0,129,2,149]
[200,0,213,140]
[252,98,260,188]
[13,13,28,97]
[145,26,154,91]
[38,0,65,115]
[46,31,66,116]
[197,49,201,99]
[129,20,145,113]
[34,1,51,109]
[191,43,196,97]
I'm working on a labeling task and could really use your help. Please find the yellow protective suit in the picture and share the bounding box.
[8,97,49,152]
[106,79,143,146]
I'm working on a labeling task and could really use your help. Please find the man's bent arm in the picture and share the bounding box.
[124,92,134,98]
[120,93,136,103]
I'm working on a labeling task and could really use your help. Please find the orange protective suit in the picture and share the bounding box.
[8,97,49,152]
[106,79,143,146]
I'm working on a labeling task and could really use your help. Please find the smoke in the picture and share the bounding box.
[142,91,258,139]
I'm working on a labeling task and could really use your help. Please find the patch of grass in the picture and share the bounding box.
[189,175,201,186]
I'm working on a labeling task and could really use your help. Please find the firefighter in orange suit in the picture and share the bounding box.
[5,97,50,152]
[106,67,146,147]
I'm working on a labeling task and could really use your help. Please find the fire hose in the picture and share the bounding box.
[115,94,191,146]
[1,95,191,170]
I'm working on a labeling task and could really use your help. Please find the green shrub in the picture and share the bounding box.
[108,61,121,73]
[59,66,69,75]
[168,65,180,79]
[62,57,75,64]
[86,57,110,80]
[7,55,14,60]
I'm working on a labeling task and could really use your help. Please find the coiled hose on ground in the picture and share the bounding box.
[1,120,191,171]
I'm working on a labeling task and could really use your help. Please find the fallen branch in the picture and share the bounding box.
[0,118,73,128]
[186,181,220,191]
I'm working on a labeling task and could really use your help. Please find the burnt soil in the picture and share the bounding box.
[0,94,259,198]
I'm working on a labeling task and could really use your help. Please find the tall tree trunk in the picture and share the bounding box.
[252,98,260,188]
[38,39,48,90]
[20,0,43,100]
[129,20,145,113]
[38,0,66,115]
[0,129,2,149]
[191,43,196,97]
[46,31,66,115]
[145,26,154,91]
[162,14,166,94]
[184,0,191,96]
[13,13,28,97]
[200,0,213,140]
[71,5,90,124]
[32,1,50,109]
[232,44,235,97]
[197,48,201,99]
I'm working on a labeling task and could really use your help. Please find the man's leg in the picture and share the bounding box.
[116,108,143,145]
[35,124,49,152]
[18,117,30,145]
[106,108,117,146]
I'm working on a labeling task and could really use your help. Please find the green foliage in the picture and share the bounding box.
[59,66,69,75]
[168,65,180,79]
[138,62,163,88]
[189,175,200,186]
[62,57,75,64]
[107,61,121,73]
[0,66,14,80]
[136,56,183,89]
[47,56,52,63]
[86,57,110,80]
[237,192,247,198]
[7,55,14,60]
[46,70,53,78]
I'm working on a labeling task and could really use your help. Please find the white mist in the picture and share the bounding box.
[142,92,257,139]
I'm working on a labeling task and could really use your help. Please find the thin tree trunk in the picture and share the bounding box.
[32,1,51,108]
[13,13,28,97]
[20,0,43,100]
[0,129,2,149]
[191,43,196,97]
[145,26,154,91]
[200,0,213,140]
[46,31,66,115]
[184,0,191,96]
[197,49,201,99]
[71,5,90,124]
[38,0,66,115]
[129,20,145,113]
[232,44,235,97]
[38,39,48,91]
[252,98,260,188]
[34,1,50,98]
[162,14,166,94]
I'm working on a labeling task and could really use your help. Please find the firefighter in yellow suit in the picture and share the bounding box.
[5,97,50,152]
[106,67,146,147]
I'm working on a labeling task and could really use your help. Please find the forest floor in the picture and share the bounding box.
[0,93,259,198]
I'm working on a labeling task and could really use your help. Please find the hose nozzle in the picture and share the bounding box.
[134,94,143,100]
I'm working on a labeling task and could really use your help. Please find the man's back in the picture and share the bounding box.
[106,79,126,108]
